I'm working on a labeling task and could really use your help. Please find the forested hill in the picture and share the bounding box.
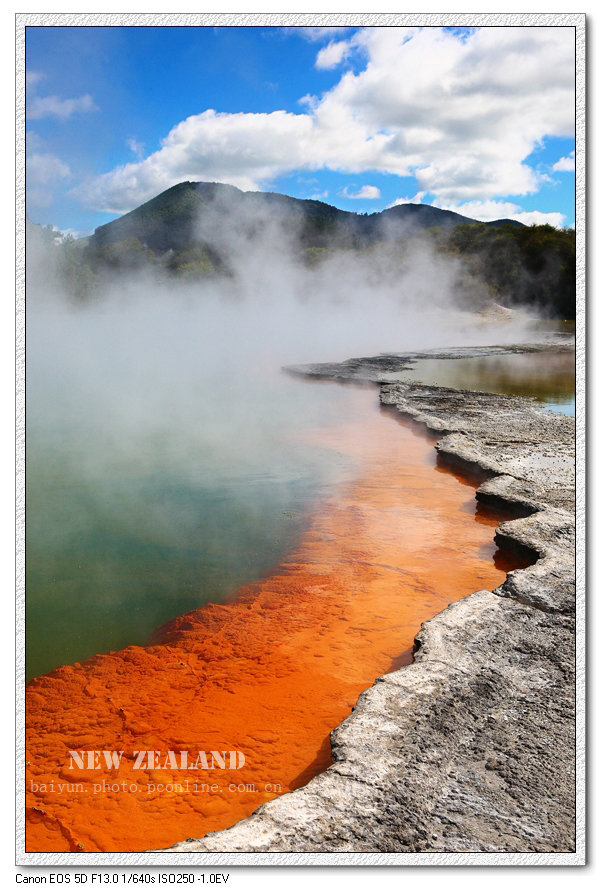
[28,182,575,318]
[90,181,522,256]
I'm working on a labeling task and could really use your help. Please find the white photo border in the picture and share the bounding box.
[15,10,585,868]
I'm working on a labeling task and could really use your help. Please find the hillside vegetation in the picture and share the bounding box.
[27,182,575,318]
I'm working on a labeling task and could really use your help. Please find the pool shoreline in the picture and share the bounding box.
[158,343,576,857]
[25,381,522,854]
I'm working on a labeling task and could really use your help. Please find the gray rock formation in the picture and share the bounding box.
[159,351,576,855]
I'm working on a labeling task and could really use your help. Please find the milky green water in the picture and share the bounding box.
[26,372,367,681]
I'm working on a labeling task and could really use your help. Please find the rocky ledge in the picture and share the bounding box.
[161,349,576,855]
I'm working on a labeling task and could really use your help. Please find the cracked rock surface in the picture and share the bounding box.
[161,348,575,855]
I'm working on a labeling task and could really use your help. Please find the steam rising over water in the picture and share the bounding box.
[27,301,360,679]
[26,243,546,680]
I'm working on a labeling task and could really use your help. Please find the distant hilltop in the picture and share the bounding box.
[90,181,524,255]
[28,182,574,318]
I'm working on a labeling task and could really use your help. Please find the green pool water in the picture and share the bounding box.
[26,306,364,681]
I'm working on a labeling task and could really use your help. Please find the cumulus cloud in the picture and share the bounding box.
[432,198,566,228]
[389,191,427,207]
[513,210,567,227]
[27,93,97,121]
[75,26,575,215]
[27,152,71,185]
[342,184,381,200]
[552,150,575,172]
[315,40,353,70]
[76,109,319,213]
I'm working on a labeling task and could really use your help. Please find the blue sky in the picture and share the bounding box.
[25,25,576,235]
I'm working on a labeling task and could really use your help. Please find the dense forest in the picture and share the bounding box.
[432,221,575,319]
[27,182,576,318]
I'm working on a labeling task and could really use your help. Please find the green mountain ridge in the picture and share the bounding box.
[27,182,575,318]
[90,181,523,256]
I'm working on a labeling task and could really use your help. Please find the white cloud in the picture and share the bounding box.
[76,27,575,215]
[552,150,575,172]
[389,191,427,207]
[26,152,71,208]
[27,93,97,121]
[315,40,353,70]
[512,210,566,227]
[342,184,381,200]
[76,109,319,214]
[432,198,566,228]
[27,152,71,185]
[56,227,92,241]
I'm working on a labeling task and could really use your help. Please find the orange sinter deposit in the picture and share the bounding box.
[26,388,529,853]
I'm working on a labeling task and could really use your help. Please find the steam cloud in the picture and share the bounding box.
[25,195,546,676]
[27,192,549,494]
